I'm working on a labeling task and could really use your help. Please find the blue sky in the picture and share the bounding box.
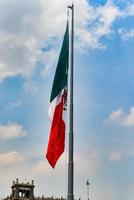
[0,0,134,200]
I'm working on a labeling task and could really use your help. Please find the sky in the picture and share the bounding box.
[0,0,134,200]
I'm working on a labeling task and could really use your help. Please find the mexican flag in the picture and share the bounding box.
[46,22,69,168]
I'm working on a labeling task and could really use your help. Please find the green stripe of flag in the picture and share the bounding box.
[50,22,69,103]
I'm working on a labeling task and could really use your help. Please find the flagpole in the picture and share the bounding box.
[67,4,74,200]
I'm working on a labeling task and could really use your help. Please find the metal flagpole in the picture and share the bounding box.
[86,180,90,200]
[67,3,74,200]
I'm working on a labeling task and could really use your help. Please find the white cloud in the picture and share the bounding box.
[125,107,134,126]
[106,107,134,127]
[76,0,121,50]
[0,151,24,167]
[0,0,134,82]
[23,79,38,93]
[41,49,58,76]
[75,150,101,176]
[107,108,125,124]
[31,160,49,175]
[0,151,28,199]
[29,149,101,198]
[119,28,134,41]
[0,0,66,81]
[6,100,22,109]
[0,123,27,140]
[108,151,122,162]
[31,149,101,178]
[121,3,134,17]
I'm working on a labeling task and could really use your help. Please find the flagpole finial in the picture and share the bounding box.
[68,3,74,10]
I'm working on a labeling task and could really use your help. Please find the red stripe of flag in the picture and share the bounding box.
[46,94,65,168]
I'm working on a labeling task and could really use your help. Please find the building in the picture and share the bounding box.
[8,179,34,200]
[3,179,65,200]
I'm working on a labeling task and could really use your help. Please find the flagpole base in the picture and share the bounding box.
[67,194,74,200]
